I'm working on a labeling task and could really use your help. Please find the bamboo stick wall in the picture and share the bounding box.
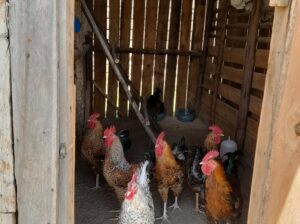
[88,0,206,118]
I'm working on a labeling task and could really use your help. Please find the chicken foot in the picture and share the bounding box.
[155,202,169,223]
[194,193,205,213]
[168,197,182,212]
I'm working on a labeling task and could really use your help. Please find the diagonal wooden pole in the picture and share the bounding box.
[81,0,156,143]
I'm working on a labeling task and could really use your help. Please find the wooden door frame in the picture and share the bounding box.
[9,0,75,223]
[248,0,300,223]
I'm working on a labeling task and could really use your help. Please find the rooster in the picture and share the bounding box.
[103,126,139,202]
[154,132,185,222]
[200,150,243,223]
[118,161,155,224]
[81,112,105,188]
[203,125,224,152]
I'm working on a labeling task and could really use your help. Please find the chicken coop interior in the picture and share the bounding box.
[74,0,274,223]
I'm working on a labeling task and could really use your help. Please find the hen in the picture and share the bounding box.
[200,150,243,223]
[118,161,155,224]
[154,132,185,223]
[103,126,139,202]
[147,88,165,121]
[81,112,105,188]
[203,125,224,152]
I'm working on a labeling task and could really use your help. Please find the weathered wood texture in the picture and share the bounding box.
[10,0,75,223]
[91,0,205,116]
[0,1,16,222]
[248,1,300,223]
[94,0,107,116]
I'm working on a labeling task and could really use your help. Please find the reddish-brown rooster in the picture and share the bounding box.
[103,126,139,202]
[154,132,185,223]
[203,125,224,152]
[200,150,243,223]
[81,112,105,188]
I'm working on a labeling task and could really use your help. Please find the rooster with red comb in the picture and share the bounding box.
[200,150,243,223]
[81,112,105,189]
[103,125,139,202]
[154,132,185,223]
[204,125,224,152]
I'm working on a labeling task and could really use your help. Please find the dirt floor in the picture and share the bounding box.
[75,116,248,224]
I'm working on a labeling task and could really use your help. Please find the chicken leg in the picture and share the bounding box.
[90,173,101,190]
[168,197,182,212]
[155,202,169,223]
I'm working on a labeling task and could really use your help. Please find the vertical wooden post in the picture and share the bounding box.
[195,0,214,114]
[248,1,300,223]
[10,0,75,223]
[209,0,230,124]
[235,0,262,150]
[0,1,16,223]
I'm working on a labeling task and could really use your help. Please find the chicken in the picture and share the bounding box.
[118,161,155,224]
[103,125,139,202]
[200,150,243,223]
[187,146,205,212]
[154,132,185,222]
[81,112,105,188]
[203,125,224,152]
[147,88,165,120]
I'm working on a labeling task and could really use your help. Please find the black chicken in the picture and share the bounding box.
[147,88,165,121]
[187,146,205,212]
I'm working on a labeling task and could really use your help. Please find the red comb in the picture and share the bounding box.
[88,112,100,121]
[202,150,219,163]
[208,125,223,134]
[156,132,165,144]
[104,125,116,136]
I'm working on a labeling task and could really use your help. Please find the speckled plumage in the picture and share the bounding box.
[118,162,155,224]
[154,142,184,203]
[81,120,105,172]
[204,132,219,152]
[103,135,139,202]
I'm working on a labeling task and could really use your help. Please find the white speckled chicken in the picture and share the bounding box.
[103,126,139,202]
[118,161,155,224]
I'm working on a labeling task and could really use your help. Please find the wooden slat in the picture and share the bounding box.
[94,1,107,115]
[187,0,205,109]
[249,3,300,222]
[0,214,16,224]
[107,0,120,117]
[130,0,145,115]
[142,0,159,97]
[223,47,245,64]
[199,90,212,117]
[176,0,193,109]
[154,0,170,93]
[164,0,181,114]
[215,99,238,125]
[0,0,16,216]
[205,60,217,74]
[222,65,266,91]
[208,46,218,56]
[255,49,269,68]
[10,0,75,222]
[202,76,216,91]
[235,0,262,150]
[249,95,262,116]
[119,0,132,116]
[219,83,240,105]
[215,115,235,140]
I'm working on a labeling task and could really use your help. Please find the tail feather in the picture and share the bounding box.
[137,161,150,188]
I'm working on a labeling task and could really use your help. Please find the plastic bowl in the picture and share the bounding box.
[175,108,196,122]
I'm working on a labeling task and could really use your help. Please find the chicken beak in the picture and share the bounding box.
[199,162,204,165]
[220,134,224,137]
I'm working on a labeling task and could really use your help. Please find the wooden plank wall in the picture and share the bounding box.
[0,1,16,223]
[92,0,206,118]
[198,0,274,221]
[10,0,75,223]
